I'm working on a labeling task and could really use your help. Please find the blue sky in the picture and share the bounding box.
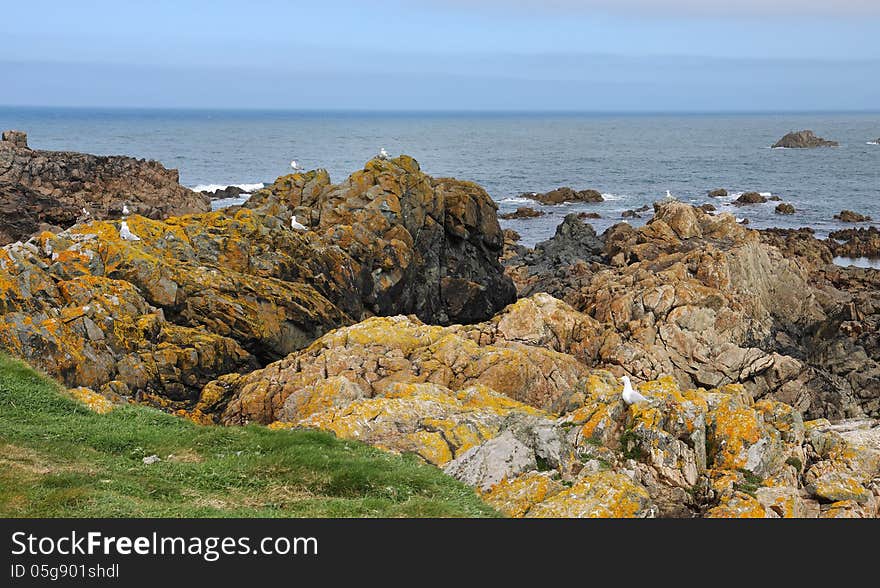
[2,0,879,111]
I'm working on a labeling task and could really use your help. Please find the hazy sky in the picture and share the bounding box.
[2,0,878,111]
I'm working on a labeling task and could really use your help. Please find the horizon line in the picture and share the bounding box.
[3,105,880,117]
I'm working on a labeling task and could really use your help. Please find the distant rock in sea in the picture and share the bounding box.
[834,210,872,223]
[708,188,728,198]
[772,130,839,148]
[700,203,716,212]
[202,185,247,200]
[524,187,603,205]
[734,191,767,205]
[775,203,796,215]
[501,206,545,220]
[578,212,601,219]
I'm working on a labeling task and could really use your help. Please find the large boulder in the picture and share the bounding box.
[0,130,210,223]
[772,130,839,148]
[246,156,515,325]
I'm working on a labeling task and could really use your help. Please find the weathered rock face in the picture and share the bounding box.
[0,131,210,224]
[198,307,879,517]
[523,187,603,205]
[0,157,516,407]
[775,203,796,215]
[506,201,880,420]
[0,182,81,246]
[772,130,839,148]
[834,210,872,223]
[246,156,515,325]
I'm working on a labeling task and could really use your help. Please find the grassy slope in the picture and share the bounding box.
[0,355,497,517]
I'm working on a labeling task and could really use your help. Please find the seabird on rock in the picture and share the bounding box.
[122,203,130,216]
[621,375,648,405]
[290,215,307,231]
[377,147,389,160]
[290,160,302,171]
[119,221,141,241]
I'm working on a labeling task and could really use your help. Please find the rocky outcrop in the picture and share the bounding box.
[0,131,210,222]
[0,182,80,246]
[198,308,879,517]
[506,201,880,420]
[0,156,515,407]
[829,227,880,259]
[735,192,767,205]
[708,189,728,198]
[524,187,603,205]
[775,203,796,215]
[504,214,605,303]
[772,130,839,148]
[835,210,872,223]
[246,156,515,325]
[501,206,544,220]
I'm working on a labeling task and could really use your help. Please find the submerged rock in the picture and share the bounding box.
[835,210,872,223]
[775,203,796,215]
[500,206,544,220]
[523,187,604,205]
[708,188,728,198]
[772,130,839,148]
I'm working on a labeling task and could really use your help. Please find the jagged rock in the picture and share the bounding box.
[735,191,767,205]
[504,214,605,302]
[775,203,796,215]
[708,188,728,198]
[829,227,880,258]
[246,156,515,325]
[0,182,80,246]
[772,130,839,148]
[834,210,872,223]
[525,471,656,518]
[0,157,516,405]
[578,212,601,219]
[621,209,641,219]
[211,310,594,425]
[700,203,716,212]
[500,206,545,220]
[0,130,209,222]
[523,187,603,205]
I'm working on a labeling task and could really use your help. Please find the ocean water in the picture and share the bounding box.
[1,107,878,247]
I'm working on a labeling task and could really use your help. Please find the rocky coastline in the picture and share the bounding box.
[1,137,878,518]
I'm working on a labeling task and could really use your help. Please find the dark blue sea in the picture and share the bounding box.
[2,107,878,250]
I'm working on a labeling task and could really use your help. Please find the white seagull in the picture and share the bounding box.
[81,207,91,217]
[290,215,307,231]
[621,375,649,405]
[377,147,389,160]
[665,189,676,200]
[119,221,141,241]
[122,203,130,216]
[290,160,302,171]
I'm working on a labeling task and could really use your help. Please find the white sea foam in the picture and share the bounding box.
[601,193,625,201]
[499,197,535,204]
[190,182,265,194]
[868,141,880,146]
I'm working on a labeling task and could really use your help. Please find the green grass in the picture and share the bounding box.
[0,355,498,518]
